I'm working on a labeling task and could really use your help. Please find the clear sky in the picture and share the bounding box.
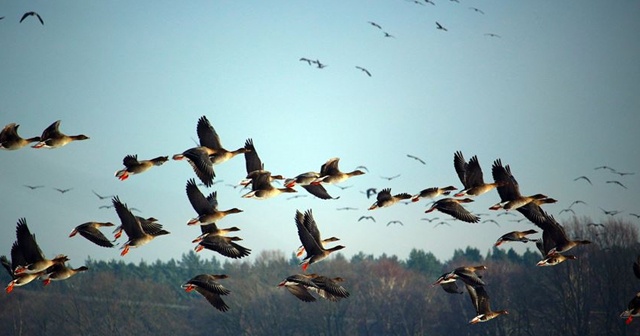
[1,0,639,266]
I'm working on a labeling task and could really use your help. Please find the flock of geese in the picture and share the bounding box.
[4,114,629,324]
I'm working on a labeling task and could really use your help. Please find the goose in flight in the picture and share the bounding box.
[355,66,372,77]
[573,176,592,185]
[407,154,426,165]
[20,11,44,25]
[367,21,382,29]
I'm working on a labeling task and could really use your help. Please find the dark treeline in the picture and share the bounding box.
[1,217,640,335]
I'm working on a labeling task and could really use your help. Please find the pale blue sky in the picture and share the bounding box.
[1,0,639,265]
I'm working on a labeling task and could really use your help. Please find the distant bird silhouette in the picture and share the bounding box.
[607,180,628,189]
[573,176,592,185]
[433,221,451,228]
[315,60,328,69]
[420,217,439,222]
[99,205,114,209]
[594,165,616,172]
[334,184,353,190]
[482,219,500,227]
[600,207,622,216]
[380,174,401,181]
[23,185,44,190]
[383,31,395,38]
[425,0,435,5]
[299,58,313,66]
[569,200,588,208]
[367,21,382,29]
[508,218,527,223]
[630,213,640,219]
[559,208,576,216]
[92,190,115,200]
[614,171,635,176]
[20,11,44,25]
[287,195,308,200]
[358,216,376,223]
[53,188,73,194]
[387,220,404,226]
[411,0,425,5]
[469,7,485,14]
[406,154,426,165]
[496,212,516,217]
[355,66,372,77]
[436,22,448,31]
[484,33,501,38]
[337,207,358,211]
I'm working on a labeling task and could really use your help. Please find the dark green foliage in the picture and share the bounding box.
[1,217,640,335]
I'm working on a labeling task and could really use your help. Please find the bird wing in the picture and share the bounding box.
[188,275,231,296]
[376,188,392,203]
[516,202,547,224]
[182,147,215,187]
[0,255,13,278]
[302,184,338,200]
[243,138,262,175]
[250,170,272,191]
[77,225,114,248]
[295,210,323,256]
[465,284,481,314]
[466,155,485,186]
[474,285,492,314]
[320,158,340,176]
[193,286,229,312]
[186,178,216,215]
[285,284,317,302]
[196,116,222,150]
[312,277,350,301]
[492,159,521,201]
[455,267,486,286]
[453,151,468,187]
[0,123,19,142]
[200,223,220,235]
[407,154,425,164]
[200,236,251,259]
[440,281,463,294]
[437,200,480,223]
[40,120,62,140]
[19,12,30,23]
[112,196,145,239]
[122,154,139,168]
[15,218,45,263]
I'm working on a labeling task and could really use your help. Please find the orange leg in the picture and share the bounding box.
[120,245,130,256]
